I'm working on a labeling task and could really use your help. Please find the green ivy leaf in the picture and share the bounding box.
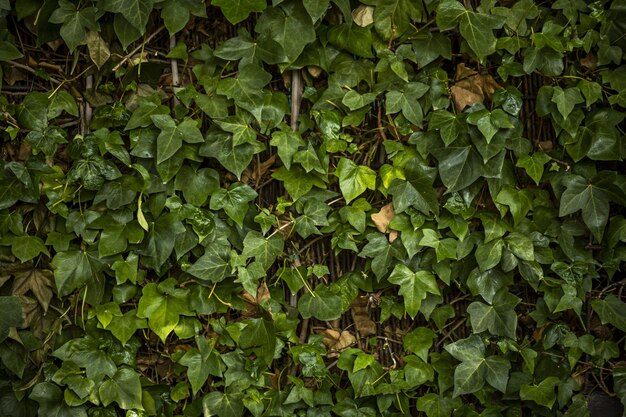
[516,152,551,185]
[30,382,87,417]
[416,393,460,417]
[327,23,373,58]
[105,310,147,345]
[484,355,511,393]
[361,0,424,40]
[179,336,223,394]
[152,115,203,164]
[433,146,482,193]
[436,0,504,62]
[359,233,404,278]
[385,82,429,126]
[467,288,520,339]
[186,244,231,282]
[403,327,437,362]
[298,286,343,321]
[99,0,155,33]
[242,231,284,270]
[53,336,117,382]
[336,158,376,203]
[551,87,584,120]
[51,250,101,297]
[520,376,559,408]
[559,174,611,241]
[255,2,315,63]
[591,295,626,332]
[0,40,23,61]
[388,264,440,319]
[7,235,49,262]
[210,183,257,226]
[203,391,244,417]
[239,318,276,364]
[99,368,143,410]
[137,279,193,342]
[429,110,467,146]
[200,130,265,180]
[175,166,219,206]
[212,0,266,24]
[215,30,286,66]
[272,166,326,201]
[49,0,99,51]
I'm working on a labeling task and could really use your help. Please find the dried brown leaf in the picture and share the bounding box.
[350,296,377,337]
[450,64,502,112]
[352,5,374,27]
[322,329,356,354]
[371,203,395,233]
[12,268,54,313]
[481,74,501,100]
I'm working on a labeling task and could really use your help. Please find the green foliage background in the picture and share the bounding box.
[0,0,625,416]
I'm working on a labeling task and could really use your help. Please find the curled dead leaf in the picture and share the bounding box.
[322,329,356,356]
[371,203,395,233]
[350,296,377,337]
[450,63,502,112]
[352,5,374,27]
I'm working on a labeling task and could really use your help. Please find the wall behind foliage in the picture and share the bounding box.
[0,0,625,416]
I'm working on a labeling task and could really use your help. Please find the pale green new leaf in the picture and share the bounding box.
[137,279,192,342]
[388,264,439,319]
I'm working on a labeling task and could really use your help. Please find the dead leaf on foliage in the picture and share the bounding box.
[242,281,272,317]
[350,296,377,337]
[450,63,502,112]
[322,329,356,355]
[581,53,597,70]
[352,5,374,27]
[371,203,395,233]
[388,230,398,243]
[257,281,271,304]
[307,65,323,78]
[12,268,54,313]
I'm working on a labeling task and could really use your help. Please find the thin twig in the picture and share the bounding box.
[7,61,62,85]
[112,26,166,72]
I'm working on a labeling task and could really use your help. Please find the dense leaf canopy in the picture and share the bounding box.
[0,0,625,416]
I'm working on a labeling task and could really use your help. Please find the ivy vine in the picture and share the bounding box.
[0,0,625,416]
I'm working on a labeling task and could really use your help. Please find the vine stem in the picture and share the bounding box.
[81,75,93,135]
[112,26,166,72]
[169,35,180,106]
[290,70,302,131]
